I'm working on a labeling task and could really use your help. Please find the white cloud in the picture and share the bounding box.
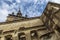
[0,0,60,22]
[0,1,10,22]
[50,0,60,4]
[16,0,21,3]
[32,0,38,4]
[0,0,17,22]
[7,0,13,2]
[0,9,9,22]
[1,2,9,9]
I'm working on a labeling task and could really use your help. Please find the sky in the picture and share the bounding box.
[0,0,60,22]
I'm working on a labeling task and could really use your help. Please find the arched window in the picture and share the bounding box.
[30,30,38,40]
[5,35,12,40]
[18,32,26,40]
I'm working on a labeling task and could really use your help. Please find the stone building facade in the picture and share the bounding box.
[0,2,60,40]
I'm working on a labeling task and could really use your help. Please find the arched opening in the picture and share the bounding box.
[40,32,53,40]
[30,30,38,40]
[18,32,26,40]
[5,35,12,40]
[0,37,1,40]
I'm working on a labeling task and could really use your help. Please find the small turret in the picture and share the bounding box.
[8,12,15,16]
[12,12,14,16]
[25,14,28,18]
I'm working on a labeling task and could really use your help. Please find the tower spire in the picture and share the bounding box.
[18,7,21,12]
[17,6,22,17]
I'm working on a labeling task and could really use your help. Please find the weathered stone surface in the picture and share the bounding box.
[0,2,60,40]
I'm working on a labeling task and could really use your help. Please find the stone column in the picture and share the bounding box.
[12,33,18,40]
[25,31,31,40]
[37,31,40,40]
